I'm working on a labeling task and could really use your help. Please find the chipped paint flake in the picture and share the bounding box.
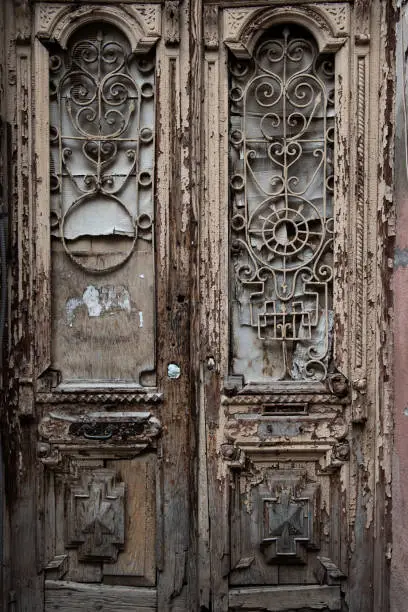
[66,297,83,326]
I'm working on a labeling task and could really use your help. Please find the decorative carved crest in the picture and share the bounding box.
[224,5,348,59]
[66,468,125,562]
[133,5,161,35]
[38,5,65,33]
[224,8,256,43]
[35,3,160,53]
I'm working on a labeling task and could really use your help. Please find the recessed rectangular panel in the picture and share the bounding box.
[49,25,156,385]
[51,243,155,384]
[104,455,156,586]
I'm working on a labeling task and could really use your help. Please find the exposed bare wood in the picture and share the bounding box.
[104,456,156,586]
[155,1,197,607]
[229,585,342,610]
[45,580,157,611]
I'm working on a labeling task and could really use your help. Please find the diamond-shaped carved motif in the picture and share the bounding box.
[67,469,125,562]
[260,481,320,565]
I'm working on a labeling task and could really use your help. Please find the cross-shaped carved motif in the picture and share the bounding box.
[263,488,309,553]
[260,482,320,565]
[67,469,125,562]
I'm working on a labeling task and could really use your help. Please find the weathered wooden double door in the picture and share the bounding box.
[2,0,394,611]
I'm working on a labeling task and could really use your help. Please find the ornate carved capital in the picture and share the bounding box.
[15,0,32,42]
[204,5,219,50]
[164,1,180,46]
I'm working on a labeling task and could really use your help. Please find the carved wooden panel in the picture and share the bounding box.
[228,454,344,588]
[43,454,157,587]
[66,468,125,562]
[260,476,320,565]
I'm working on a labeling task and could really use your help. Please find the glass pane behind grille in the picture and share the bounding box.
[229,26,335,383]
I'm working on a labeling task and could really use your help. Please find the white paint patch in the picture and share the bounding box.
[139,274,145,279]
[83,285,102,317]
[139,311,144,328]
[66,285,132,325]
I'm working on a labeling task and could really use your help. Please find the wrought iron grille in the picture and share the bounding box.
[229,26,335,382]
[49,25,155,273]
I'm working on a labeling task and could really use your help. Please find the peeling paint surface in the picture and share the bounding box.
[392,4,408,611]
[0,1,398,611]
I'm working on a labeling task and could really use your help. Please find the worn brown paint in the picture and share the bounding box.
[0,1,399,611]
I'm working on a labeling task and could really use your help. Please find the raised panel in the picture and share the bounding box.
[66,468,125,563]
[228,451,345,588]
[42,452,157,588]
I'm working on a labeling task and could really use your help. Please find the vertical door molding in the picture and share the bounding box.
[155,0,200,608]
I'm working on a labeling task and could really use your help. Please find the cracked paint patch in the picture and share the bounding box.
[66,285,131,325]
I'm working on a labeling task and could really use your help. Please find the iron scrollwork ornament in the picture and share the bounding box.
[229,26,335,382]
[49,25,155,273]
